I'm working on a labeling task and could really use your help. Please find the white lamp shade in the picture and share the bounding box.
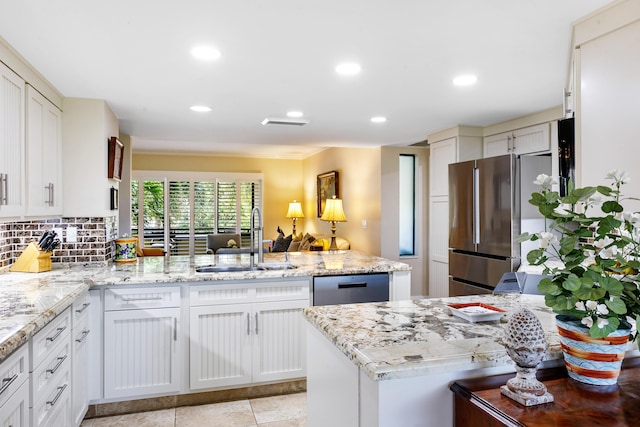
[286,200,304,218]
[320,198,347,222]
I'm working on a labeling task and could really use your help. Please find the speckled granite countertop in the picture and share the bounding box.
[0,250,409,363]
[303,293,566,381]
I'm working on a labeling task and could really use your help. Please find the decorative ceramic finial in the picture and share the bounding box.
[499,306,554,406]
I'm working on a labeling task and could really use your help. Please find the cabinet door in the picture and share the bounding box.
[252,300,308,383]
[513,123,550,155]
[71,313,90,426]
[104,308,180,399]
[429,196,450,298]
[189,304,252,390]
[483,132,511,158]
[0,62,25,217]
[26,85,62,216]
[429,138,457,197]
[0,379,29,427]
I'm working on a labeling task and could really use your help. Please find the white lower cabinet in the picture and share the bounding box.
[71,292,91,426]
[189,280,309,390]
[0,345,30,427]
[103,287,181,399]
[30,308,72,427]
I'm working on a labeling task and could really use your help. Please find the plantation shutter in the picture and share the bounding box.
[168,181,190,255]
[194,181,216,254]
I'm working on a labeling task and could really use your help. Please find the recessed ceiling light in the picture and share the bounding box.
[191,45,221,61]
[335,62,362,76]
[190,105,212,112]
[287,111,304,118]
[371,116,387,123]
[453,74,478,86]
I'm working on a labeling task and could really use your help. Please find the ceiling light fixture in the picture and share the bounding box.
[453,74,478,86]
[261,117,309,126]
[191,45,221,61]
[190,105,212,112]
[335,62,361,76]
[287,111,304,118]
[371,116,387,123]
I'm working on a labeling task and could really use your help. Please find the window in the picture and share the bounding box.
[399,154,416,256]
[131,172,262,256]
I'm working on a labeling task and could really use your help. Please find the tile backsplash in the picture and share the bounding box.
[0,216,118,268]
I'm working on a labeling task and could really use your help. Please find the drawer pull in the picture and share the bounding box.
[47,355,68,375]
[46,384,67,407]
[121,296,164,302]
[75,302,91,314]
[246,313,250,336]
[0,374,18,395]
[338,281,367,289]
[46,326,67,343]
[255,313,259,335]
[75,329,91,343]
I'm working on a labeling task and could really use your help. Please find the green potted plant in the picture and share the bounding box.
[518,170,640,385]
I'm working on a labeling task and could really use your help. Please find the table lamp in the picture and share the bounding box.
[320,196,347,251]
[286,200,304,235]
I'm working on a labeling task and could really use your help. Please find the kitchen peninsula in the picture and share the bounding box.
[303,294,640,427]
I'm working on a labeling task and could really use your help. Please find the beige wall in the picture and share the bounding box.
[132,154,304,240]
[302,147,382,255]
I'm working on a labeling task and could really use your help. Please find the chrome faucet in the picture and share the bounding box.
[249,207,264,267]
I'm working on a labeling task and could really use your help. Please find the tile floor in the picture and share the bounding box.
[80,392,307,427]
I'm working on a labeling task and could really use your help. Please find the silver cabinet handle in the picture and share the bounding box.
[50,183,54,206]
[512,135,516,152]
[75,329,90,343]
[173,318,177,341]
[46,384,67,407]
[75,302,91,314]
[246,313,250,336]
[255,313,259,335]
[46,326,67,343]
[46,355,68,375]
[0,173,4,205]
[0,374,18,396]
[121,296,163,302]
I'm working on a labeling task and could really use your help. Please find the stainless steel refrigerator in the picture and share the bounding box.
[448,153,551,296]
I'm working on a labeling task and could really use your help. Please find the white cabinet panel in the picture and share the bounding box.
[0,379,29,427]
[0,62,25,218]
[429,138,456,197]
[71,292,90,426]
[483,123,550,157]
[26,85,62,216]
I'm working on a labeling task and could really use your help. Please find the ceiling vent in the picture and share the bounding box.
[261,117,309,126]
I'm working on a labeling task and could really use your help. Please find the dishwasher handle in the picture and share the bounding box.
[338,281,367,289]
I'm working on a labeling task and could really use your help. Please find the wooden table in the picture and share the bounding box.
[450,358,640,427]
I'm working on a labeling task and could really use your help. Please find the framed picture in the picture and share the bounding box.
[317,170,339,217]
[110,187,119,210]
[108,137,124,181]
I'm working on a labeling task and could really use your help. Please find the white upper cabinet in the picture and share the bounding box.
[26,84,62,216]
[484,123,550,157]
[0,62,25,218]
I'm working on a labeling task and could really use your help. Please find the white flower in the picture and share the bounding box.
[533,174,557,190]
[553,203,573,216]
[585,300,598,311]
[596,318,610,329]
[624,212,640,227]
[606,169,630,184]
[575,301,586,311]
[596,304,609,315]
[594,236,614,250]
[626,316,637,333]
[600,245,618,259]
[581,317,593,328]
[582,249,596,266]
[587,194,603,206]
[538,231,558,249]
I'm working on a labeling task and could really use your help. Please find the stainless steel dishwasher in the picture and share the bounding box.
[312,273,389,306]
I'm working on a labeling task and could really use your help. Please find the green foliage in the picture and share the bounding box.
[522,171,640,344]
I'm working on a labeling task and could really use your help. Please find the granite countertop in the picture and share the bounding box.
[303,293,566,381]
[0,250,409,363]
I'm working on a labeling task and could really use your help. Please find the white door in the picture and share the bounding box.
[483,132,511,157]
[104,308,180,399]
[71,316,90,426]
[189,304,252,389]
[513,123,550,155]
[252,300,307,383]
[0,380,29,427]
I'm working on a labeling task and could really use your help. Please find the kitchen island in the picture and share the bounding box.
[303,293,640,427]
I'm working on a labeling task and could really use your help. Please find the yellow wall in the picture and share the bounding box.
[132,154,304,240]
[303,147,382,255]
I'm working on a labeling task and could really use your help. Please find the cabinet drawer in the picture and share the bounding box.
[32,367,70,427]
[0,345,29,408]
[105,286,180,311]
[31,308,71,369]
[31,336,71,402]
[72,291,91,326]
[254,280,310,302]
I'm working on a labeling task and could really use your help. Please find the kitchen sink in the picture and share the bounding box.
[195,264,297,273]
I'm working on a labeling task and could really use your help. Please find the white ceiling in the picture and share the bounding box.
[1,0,611,159]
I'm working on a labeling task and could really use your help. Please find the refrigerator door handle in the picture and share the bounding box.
[473,166,480,245]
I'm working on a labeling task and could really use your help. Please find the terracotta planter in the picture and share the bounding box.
[556,315,630,385]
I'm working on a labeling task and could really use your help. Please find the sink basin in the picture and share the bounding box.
[195,264,297,273]
[195,265,262,273]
